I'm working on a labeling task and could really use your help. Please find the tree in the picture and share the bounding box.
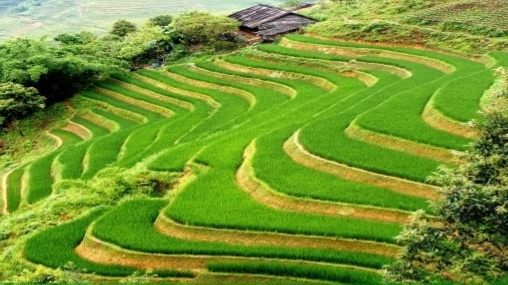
[0,82,45,129]
[148,15,173,28]
[387,75,508,283]
[118,24,172,68]
[170,12,240,48]
[0,37,127,104]
[110,20,137,38]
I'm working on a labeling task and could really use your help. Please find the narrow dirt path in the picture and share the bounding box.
[1,169,14,215]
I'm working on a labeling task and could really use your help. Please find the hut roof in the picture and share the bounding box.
[257,14,315,36]
[229,4,312,29]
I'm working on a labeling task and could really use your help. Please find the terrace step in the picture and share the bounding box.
[281,36,455,74]
[285,131,440,201]
[132,73,221,109]
[215,59,337,93]
[188,64,297,99]
[95,86,174,118]
[237,140,413,224]
[161,71,257,109]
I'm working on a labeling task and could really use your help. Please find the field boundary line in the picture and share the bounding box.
[81,97,148,124]
[156,212,399,257]
[133,73,221,109]
[285,130,440,201]
[253,49,412,79]
[160,71,257,109]
[246,51,381,87]
[215,59,337,93]
[62,121,93,140]
[236,140,413,224]
[282,37,456,74]
[77,230,382,273]
[188,65,297,99]
[1,169,15,215]
[45,130,63,149]
[112,77,196,111]
[346,120,461,164]
[95,86,174,118]
[422,91,480,139]
[79,111,119,133]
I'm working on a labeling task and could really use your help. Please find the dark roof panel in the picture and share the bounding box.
[229,4,292,28]
[258,14,315,30]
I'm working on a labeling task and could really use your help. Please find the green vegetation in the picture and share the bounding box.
[208,261,383,285]
[389,95,508,283]
[1,1,507,284]
[93,199,393,268]
[0,82,45,127]
[407,0,508,37]
[24,208,194,278]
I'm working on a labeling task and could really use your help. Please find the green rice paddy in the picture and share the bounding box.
[2,33,497,284]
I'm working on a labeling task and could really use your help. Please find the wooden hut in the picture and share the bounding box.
[229,4,316,41]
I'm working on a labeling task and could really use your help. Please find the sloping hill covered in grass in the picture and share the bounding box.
[1,30,503,283]
[407,0,508,37]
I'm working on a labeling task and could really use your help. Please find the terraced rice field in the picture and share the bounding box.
[1,34,503,283]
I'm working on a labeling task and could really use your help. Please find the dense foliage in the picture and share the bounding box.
[110,20,138,38]
[0,12,242,129]
[387,75,508,283]
[169,12,241,51]
[0,82,45,127]
[0,36,125,128]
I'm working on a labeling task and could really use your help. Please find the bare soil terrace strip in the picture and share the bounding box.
[280,38,456,74]
[1,169,14,215]
[346,121,460,164]
[112,77,196,111]
[79,112,118,133]
[285,131,440,201]
[61,121,92,141]
[160,72,257,109]
[132,73,221,109]
[422,96,480,139]
[155,212,399,257]
[95,87,174,118]
[235,140,412,224]
[77,232,384,272]
[214,59,337,93]
[82,97,148,124]
[247,51,381,87]
[186,65,298,99]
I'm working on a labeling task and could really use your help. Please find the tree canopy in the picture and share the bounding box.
[110,20,138,38]
[149,15,173,28]
[0,82,45,127]
[170,12,240,46]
